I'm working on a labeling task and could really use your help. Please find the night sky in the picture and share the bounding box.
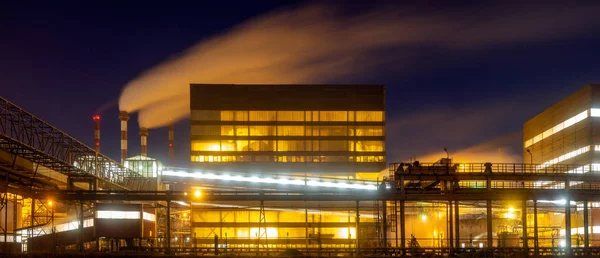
[2,2,600,166]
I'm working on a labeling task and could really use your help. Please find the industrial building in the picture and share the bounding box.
[2,84,600,257]
[189,84,386,178]
[524,84,600,170]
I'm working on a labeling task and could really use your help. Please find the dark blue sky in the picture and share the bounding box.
[2,2,600,166]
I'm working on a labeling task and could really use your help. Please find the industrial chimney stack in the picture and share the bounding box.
[93,115,100,152]
[119,111,129,163]
[168,123,174,165]
[140,127,149,157]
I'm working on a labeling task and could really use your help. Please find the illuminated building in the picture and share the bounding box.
[189,84,385,178]
[523,84,600,170]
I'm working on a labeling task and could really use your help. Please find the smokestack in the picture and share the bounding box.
[140,127,149,157]
[93,115,100,152]
[119,111,129,163]
[168,123,174,165]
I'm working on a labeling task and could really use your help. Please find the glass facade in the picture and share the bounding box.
[190,110,385,164]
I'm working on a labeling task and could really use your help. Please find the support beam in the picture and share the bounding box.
[487,200,493,249]
[382,200,387,248]
[356,201,360,255]
[166,200,171,255]
[449,201,453,251]
[565,197,571,254]
[522,200,528,256]
[79,201,84,252]
[584,201,589,248]
[534,200,539,257]
[400,200,405,250]
[455,201,460,249]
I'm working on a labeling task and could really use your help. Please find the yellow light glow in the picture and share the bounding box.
[433,230,438,237]
[503,212,516,219]
[209,144,220,151]
[194,190,202,198]
[184,192,188,196]
[338,228,356,239]
[48,201,53,206]
[508,207,514,213]
[250,227,278,238]
[421,214,427,221]
[183,212,187,217]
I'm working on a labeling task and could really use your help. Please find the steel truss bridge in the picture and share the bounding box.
[4,95,600,256]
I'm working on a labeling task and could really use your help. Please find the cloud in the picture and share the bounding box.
[118,2,600,129]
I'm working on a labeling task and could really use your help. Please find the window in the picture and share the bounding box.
[319,140,348,151]
[191,125,220,135]
[277,111,305,121]
[356,111,384,122]
[320,111,347,121]
[222,111,249,121]
[191,140,221,151]
[191,110,219,121]
[250,111,276,121]
[305,126,318,136]
[220,111,234,121]
[356,141,384,152]
[221,126,234,136]
[221,140,237,151]
[277,141,306,151]
[248,140,275,151]
[249,126,276,136]
[97,211,140,219]
[356,156,385,162]
[277,126,305,136]
[355,126,384,136]
[318,126,347,136]
[236,126,249,136]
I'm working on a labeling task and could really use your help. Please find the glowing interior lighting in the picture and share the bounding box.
[421,214,427,221]
[525,110,588,148]
[479,243,483,248]
[508,207,514,213]
[536,145,590,170]
[161,170,377,190]
[97,210,140,219]
[194,190,202,197]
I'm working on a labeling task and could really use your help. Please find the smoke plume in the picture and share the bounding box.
[119,3,600,129]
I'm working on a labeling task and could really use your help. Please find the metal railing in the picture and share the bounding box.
[0,96,140,189]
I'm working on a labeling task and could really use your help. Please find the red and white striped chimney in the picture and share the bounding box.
[168,123,174,165]
[119,111,129,163]
[93,115,100,152]
[140,127,149,157]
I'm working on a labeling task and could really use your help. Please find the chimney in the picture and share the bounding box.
[140,127,149,157]
[93,115,100,152]
[119,111,129,163]
[168,123,174,165]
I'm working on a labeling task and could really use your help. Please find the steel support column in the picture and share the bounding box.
[455,201,460,249]
[522,200,528,256]
[400,200,405,251]
[166,200,171,255]
[79,201,84,252]
[382,200,387,248]
[487,200,492,249]
[356,201,360,255]
[565,197,571,254]
[584,201,589,248]
[448,201,453,251]
[534,200,539,257]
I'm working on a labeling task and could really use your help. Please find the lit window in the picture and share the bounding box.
[537,145,590,169]
[249,126,276,136]
[235,126,249,136]
[356,141,384,152]
[355,126,384,136]
[191,125,220,135]
[221,126,234,136]
[524,110,588,148]
[143,212,156,222]
[97,210,140,219]
[277,111,305,121]
[277,141,306,151]
[277,126,305,136]
[191,140,221,151]
[356,111,384,122]
[250,228,278,238]
[249,111,276,121]
[591,108,600,117]
[320,111,348,121]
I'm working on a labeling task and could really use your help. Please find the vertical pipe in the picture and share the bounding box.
[565,197,571,254]
[487,200,493,249]
[382,200,387,249]
[168,123,174,166]
[119,111,129,163]
[79,201,84,252]
[140,127,149,157]
[93,115,100,153]
[395,200,398,249]
[584,201,589,248]
[522,200,528,255]
[534,200,539,256]
[455,201,460,249]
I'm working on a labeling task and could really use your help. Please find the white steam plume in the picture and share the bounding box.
[119,3,600,129]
